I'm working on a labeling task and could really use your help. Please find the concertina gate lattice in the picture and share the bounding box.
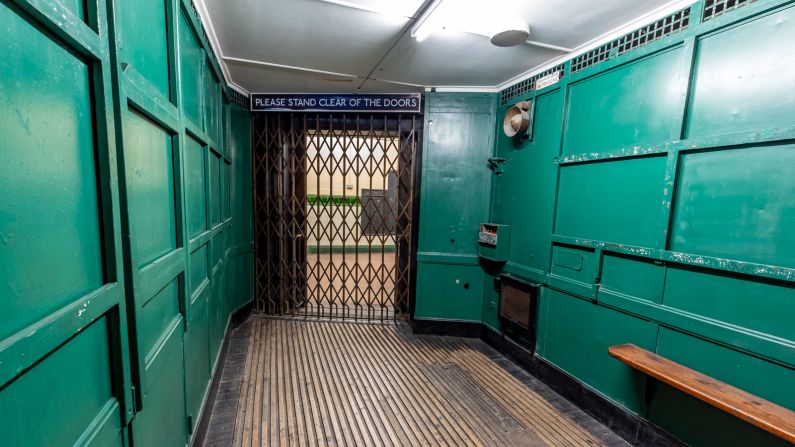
[253,114,420,321]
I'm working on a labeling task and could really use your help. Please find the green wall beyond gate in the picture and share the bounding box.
[415,1,795,446]
[0,0,253,446]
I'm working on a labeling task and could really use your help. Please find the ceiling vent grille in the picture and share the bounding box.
[703,0,756,21]
[571,6,691,73]
[500,64,565,105]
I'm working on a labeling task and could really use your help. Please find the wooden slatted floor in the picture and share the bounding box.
[204,317,629,447]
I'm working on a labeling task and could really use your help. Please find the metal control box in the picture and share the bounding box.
[478,223,511,262]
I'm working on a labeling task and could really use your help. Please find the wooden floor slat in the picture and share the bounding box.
[212,317,630,447]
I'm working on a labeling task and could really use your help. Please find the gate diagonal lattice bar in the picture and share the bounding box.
[254,114,420,321]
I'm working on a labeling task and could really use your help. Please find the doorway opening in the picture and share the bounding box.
[253,114,421,321]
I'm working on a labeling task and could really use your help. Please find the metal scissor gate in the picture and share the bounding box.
[253,113,420,321]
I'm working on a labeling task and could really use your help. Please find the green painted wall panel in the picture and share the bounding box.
[563,48,684,154]
[123,109,178,267]
[492,90,562,274]
[544,290,657,413]
[0,5,103,341]
[648,328,795,447]
[600,254,665,304]
[210,152,222,226]
[185,136,207,238]
[190,245,209,293]
[117,0,171,98]
[670,144,795,268]
[687,6,795,138]
[663,267,795,342]
[415,263,485,322]
[179,11,203,127]
[133,326,187,447]
[1,1,253,445]
[417,94,494,255]
[184,291,210,422]
[555,156,666,247]
[0,317,122,447]
[137,280,181,359]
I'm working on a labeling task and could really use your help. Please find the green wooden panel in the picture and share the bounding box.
[544,290,657,412]
[210,151,222,225]
[223,161,231,219]
[563,48,684,154]
[184,290,210,422]
[687,6,795,138]
[663,267,795,342]
[549,245,597,298]
[415,263,485,322]
[209,270,225,362]
[62,0,86,21]
[418,93,494,255]
[670,144,795,268]
[190,245,209,294]
[492,90,562,274]
[133,325,187,447]
[123,109,178,267]
[185,135,207,238]
[0,4,103,341]
[117,0,171,97]
[0,317,122,447]
[600,254,665,304]
[137,280,181,359]
[648,328,794,447]
[178,11,203,127]
[203,65,221,142]
[555,156,666,247]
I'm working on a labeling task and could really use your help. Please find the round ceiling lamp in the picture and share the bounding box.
[490,20,530,47]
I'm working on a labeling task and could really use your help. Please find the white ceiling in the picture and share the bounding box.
[199,0,694,94]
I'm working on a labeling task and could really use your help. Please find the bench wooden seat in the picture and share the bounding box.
[608,344,795,444]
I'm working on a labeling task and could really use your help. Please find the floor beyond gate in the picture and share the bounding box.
[203,318,629,447]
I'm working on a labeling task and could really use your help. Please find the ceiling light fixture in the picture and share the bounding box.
[411,0,445,41]
[489,19,530,47]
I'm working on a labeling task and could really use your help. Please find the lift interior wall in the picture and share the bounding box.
[415,1,795,446]
[0,0,253,445]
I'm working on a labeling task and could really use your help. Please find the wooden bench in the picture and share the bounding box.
[608,344,795,444]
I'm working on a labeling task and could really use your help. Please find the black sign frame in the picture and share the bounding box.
[250,93,422,113]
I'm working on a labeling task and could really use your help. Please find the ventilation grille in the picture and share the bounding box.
[571,7,691,73]
[228,88,250,109]
[703,0,756,21]
[500,64,565,105]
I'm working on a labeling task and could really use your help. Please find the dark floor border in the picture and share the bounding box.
[412,318,685,447]
[190,301,253,447]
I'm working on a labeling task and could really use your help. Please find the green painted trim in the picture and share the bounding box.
[598,288,795,370]
[552,235,795,283]
[417,252,481,266]
[230,242,253,257]
[504,262,546,284]
[307,245,396,254]
[189,230,212,252]
[548,274,596,301]
[123,67,181,133]
[139,315,183,397]
[137,249,185,306]
[10,0,103,60]
[0,284,120,387]
[73,399,121,446]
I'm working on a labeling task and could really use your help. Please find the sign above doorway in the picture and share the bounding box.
[250,93,422,113]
